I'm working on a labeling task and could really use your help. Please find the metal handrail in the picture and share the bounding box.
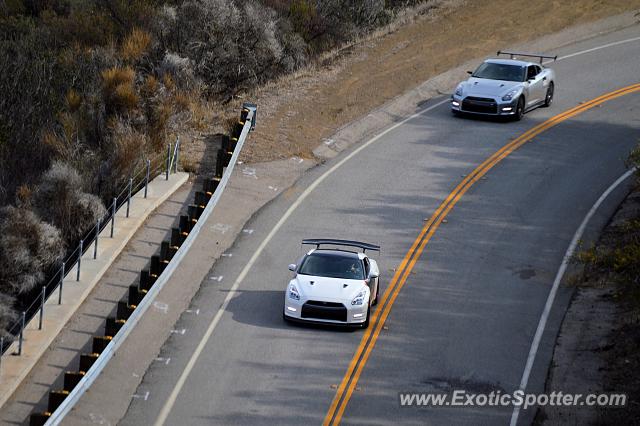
[46,106,256,425]
[1,138,180,358]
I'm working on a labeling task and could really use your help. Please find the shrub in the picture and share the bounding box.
[111,120,149,179]
[160,0,306,96]
[122,27,152,63]
[101,66,139,115]
[159,51,199,91]
[0,205,65,296]
[0,293,18,340]
[33,161,106,244]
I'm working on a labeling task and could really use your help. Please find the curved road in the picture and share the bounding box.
[122,27,640,425]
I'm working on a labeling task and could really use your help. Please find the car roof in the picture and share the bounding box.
[484,58,536,67]
[306,248,365,260]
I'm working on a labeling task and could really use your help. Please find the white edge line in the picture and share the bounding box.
[153,98,449,426]
[509,167,636,426]
[554,36,640,62]
[44,110,255,426]
[155,34,640,425]
[44,32,640,426]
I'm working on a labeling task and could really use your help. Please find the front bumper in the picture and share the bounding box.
[451,95,518,116]
[284,296,368,326]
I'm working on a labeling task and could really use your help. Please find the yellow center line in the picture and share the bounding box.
[324,82,640,425]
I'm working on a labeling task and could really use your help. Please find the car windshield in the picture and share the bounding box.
[472,62,525,82]
[298,252,365,280]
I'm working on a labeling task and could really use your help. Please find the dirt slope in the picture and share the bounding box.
[230,0,640,163]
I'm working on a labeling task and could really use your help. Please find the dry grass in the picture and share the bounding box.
[102,66,135,92]
[102,66,139,114]
[162,73,176,93]
[114,83,140,110]
[113,122,148,177]
[180,157,199,174]
[122,28,152,62]
[141,74,159,98]
[15,184,32,206]
[149,101,172,150]
[65,89,82,112]
[236,0,640,164]
[172,91,191,112]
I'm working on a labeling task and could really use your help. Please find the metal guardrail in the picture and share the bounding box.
[44,105,256,425]
[0,138,181,366]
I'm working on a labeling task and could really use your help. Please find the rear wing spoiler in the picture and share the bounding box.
[302,238,380,253]
[497,51,557,64]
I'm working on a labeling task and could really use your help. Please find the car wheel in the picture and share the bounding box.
[362,305,371,329]
[372,279,379,306]
[514,97,525,121]
[544,82,554,107]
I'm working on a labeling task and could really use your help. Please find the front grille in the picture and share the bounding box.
[465,96,495,102]
[305,300,343,307]
[302,301,347,322]
[462,96,498,114]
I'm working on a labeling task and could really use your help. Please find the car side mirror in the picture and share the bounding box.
[466,70,473,75]
[369,271,379,279]
[288,264,297,272]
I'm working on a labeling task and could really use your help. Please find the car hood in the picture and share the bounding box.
[291,275,366,303]
[462,77,522,97]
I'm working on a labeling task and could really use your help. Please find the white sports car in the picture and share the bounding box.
[283,239,380,329]
[451,51,557,120]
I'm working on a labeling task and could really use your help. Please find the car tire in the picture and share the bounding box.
[362,305,371,329]
[544,82,554,107]
[372,279,379,306]
[514,97,525,121]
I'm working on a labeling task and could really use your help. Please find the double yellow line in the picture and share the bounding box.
[323,82,640,425]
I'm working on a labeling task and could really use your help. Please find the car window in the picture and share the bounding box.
[363,258,370,277]
[472,62,525,82]
[527,65,538,80]
[298,253,365,280]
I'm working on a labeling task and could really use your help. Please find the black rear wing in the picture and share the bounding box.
[497,50,557,64]
[302,238,380,253]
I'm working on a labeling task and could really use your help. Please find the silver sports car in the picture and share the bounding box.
[451,51,557,120]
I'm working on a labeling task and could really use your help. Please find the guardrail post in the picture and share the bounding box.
[126,178,132,218]
[18,312,25,355]
[58,262,65,304]
[76,240,83,281]
[144,159,150,198]
[39,286,46,330]
[166,143,171,180]
[174,138,180,173]
[93,218,100,259]
[111,197,116,238]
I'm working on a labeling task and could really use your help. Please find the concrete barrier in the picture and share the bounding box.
[39,104,256,425]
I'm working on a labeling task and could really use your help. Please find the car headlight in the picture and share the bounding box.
[502,90,518,101]
[288,284,300,300]
[454,84,464,96]
[351,289,369,306]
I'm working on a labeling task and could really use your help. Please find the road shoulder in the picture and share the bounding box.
[539,184,640,425]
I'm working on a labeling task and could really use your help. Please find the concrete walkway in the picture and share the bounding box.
[0,172,189,425]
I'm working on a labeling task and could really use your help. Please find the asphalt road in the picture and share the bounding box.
[121,27,640,426]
